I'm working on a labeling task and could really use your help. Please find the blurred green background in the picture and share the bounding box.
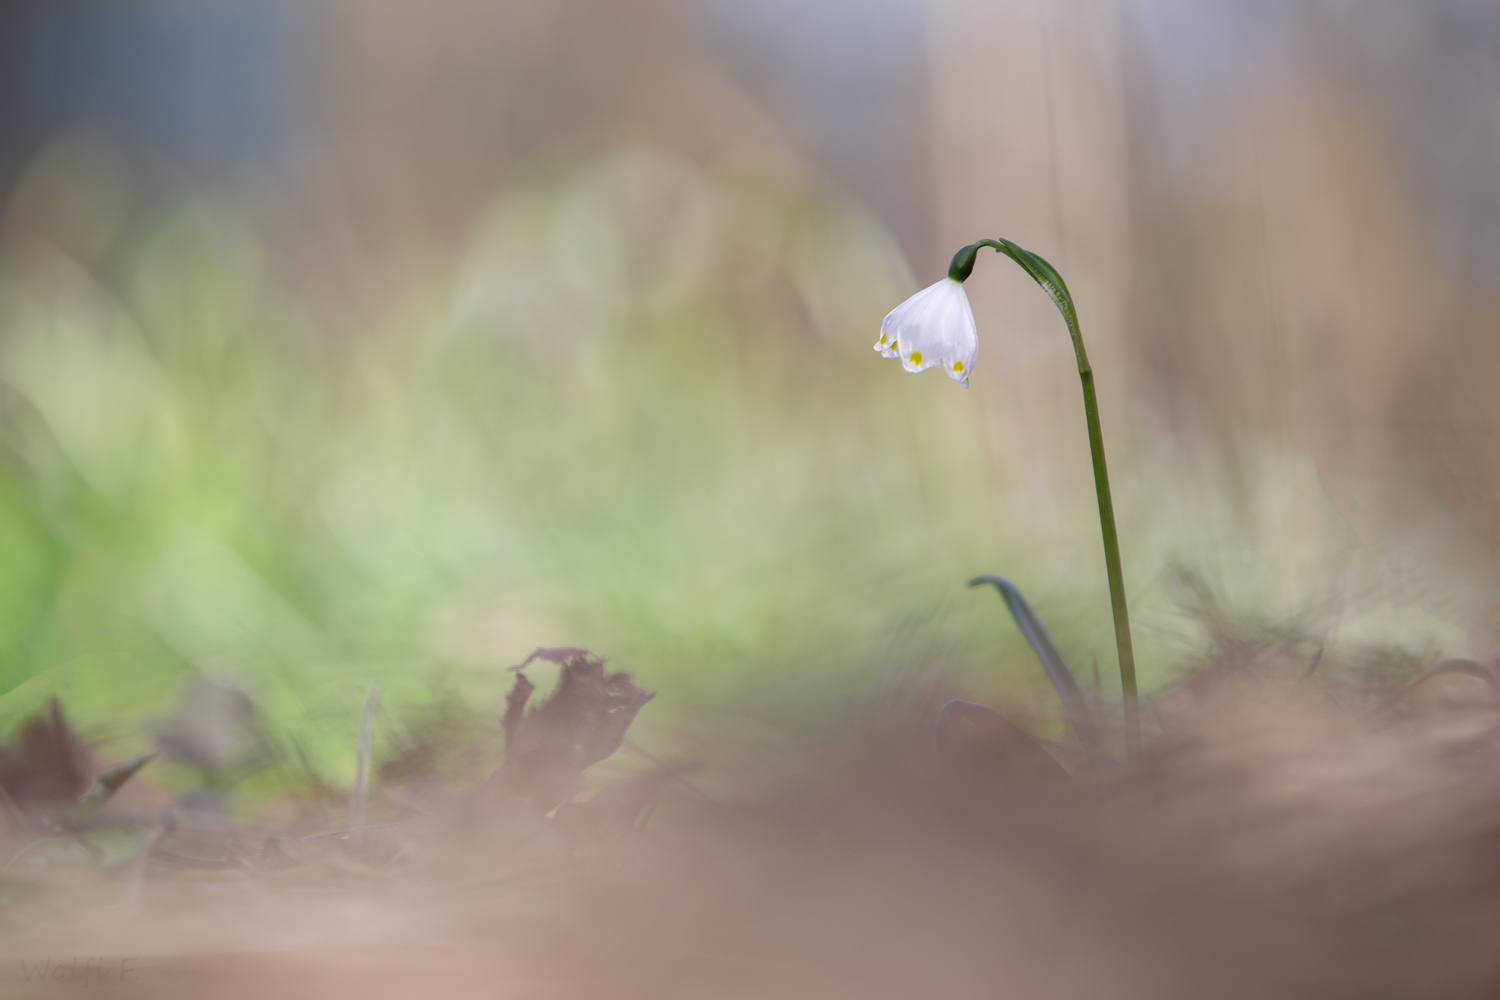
[0,0,1496,786]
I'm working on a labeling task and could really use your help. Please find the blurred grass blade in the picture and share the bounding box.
[1372,658,1497,718]
[969,576,1104,765]
[69,751,159,822]
[351,683,382,836]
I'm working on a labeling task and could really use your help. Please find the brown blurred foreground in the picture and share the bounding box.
[7,644,1500,999]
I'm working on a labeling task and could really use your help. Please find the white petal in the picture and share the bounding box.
[877,278,977,386]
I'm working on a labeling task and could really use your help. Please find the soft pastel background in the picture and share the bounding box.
[0,0,1496,780]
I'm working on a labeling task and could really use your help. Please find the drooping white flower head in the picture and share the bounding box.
[874,277,977,387]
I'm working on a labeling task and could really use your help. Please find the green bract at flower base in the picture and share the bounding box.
[879,238,1139,753]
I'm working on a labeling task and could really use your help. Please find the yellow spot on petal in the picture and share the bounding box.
[953,361,963,372]
[878,333,887,344]
[910,351,923,365]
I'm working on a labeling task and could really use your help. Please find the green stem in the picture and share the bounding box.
[951,239,1139,752]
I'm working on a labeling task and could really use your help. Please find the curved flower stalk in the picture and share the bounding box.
[880,239,1139,751]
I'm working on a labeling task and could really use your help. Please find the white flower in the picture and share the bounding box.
[874,278,977,387]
